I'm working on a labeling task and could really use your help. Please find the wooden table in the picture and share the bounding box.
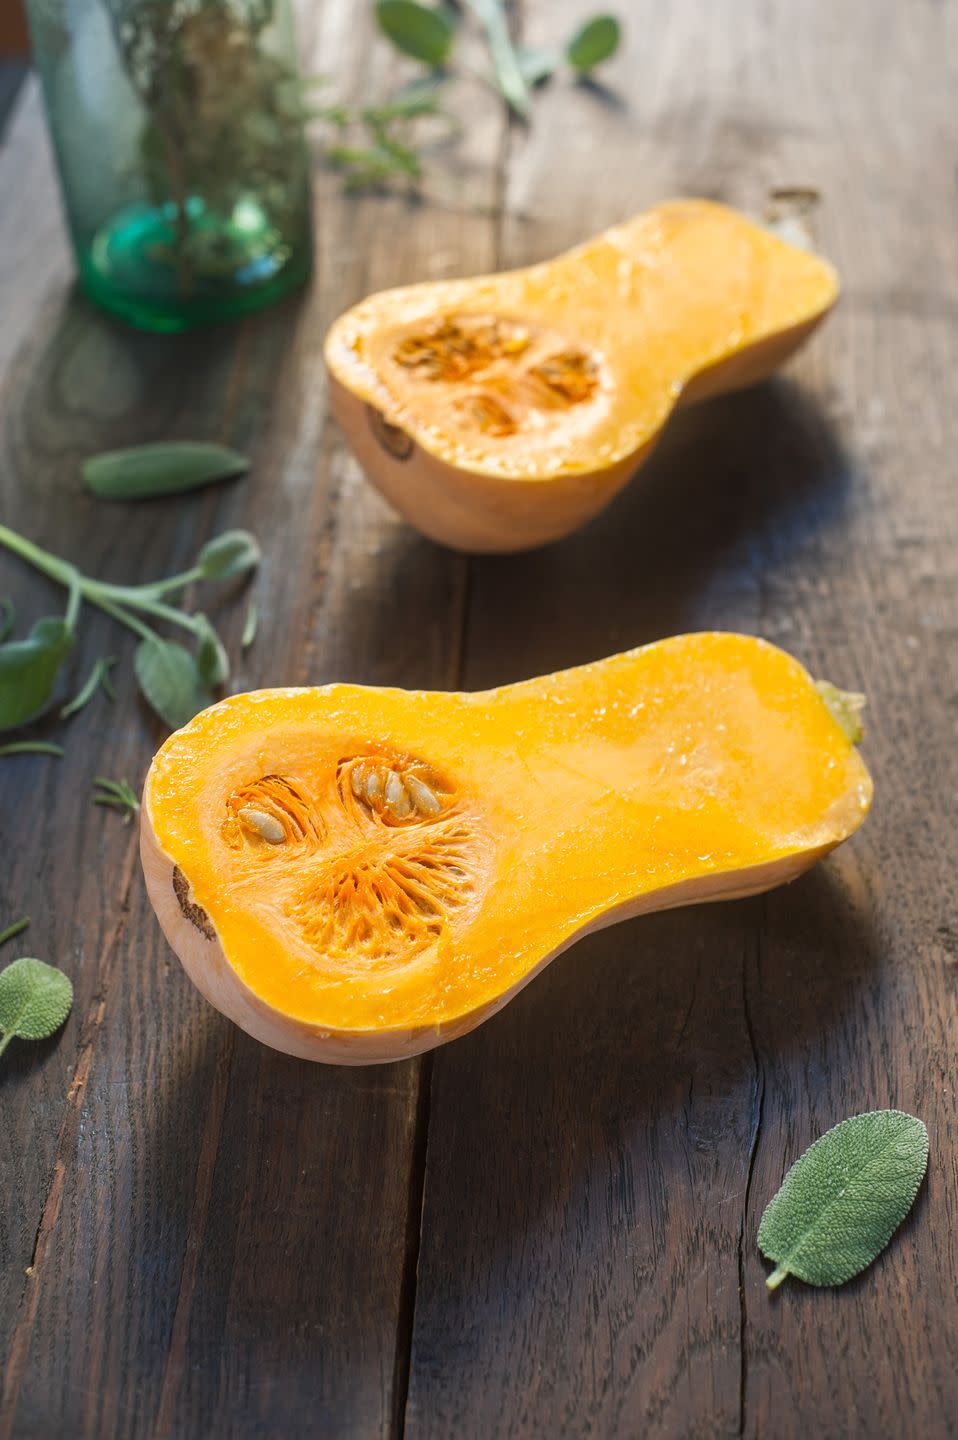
[2,3,958,1436]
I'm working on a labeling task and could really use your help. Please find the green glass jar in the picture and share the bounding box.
[26,0,313,331]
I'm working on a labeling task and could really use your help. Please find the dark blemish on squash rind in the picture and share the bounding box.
[367,405,414,461]
[172,865,215,941]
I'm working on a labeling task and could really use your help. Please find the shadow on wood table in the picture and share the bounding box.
[464,378,854,682]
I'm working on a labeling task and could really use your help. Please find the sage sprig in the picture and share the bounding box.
[371,0,622,132]
[0,956,74,1061]
[758,1110,929,1291]
[0,522,259,733]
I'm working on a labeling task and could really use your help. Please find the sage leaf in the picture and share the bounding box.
[60,655,116,719]
[197,529,261,582]
[134,636,213,731]
[0,598,13,644]
[516,45,561,87]
[241,599,258,650]
[567,14,621,73]
[0,742,64,757]
[195,615,230,687]
[0,957,73,1058]
[465,0,530,116]
[758,1110,929,1290]
[375,1,455,67]
[82,443,249,501]
[0,615,74,730]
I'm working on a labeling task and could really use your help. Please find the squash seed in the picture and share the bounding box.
[385,771,413,818]
[238,806,286,844]
[405,775,442,816]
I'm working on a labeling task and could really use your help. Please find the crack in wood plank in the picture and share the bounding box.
[0,837,140,1440]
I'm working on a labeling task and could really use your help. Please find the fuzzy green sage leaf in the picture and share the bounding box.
[567,14,621,73]
[758,1110,929,1291]
[516,44,561,87]
[195,615,230,687]
[61,655,116,719]
[197,529,261,583]
[375,1,455,67]
[0,615,74,731]
[82,443,249,501]
[134,635,213,732]
[0,957,73,1059]
[241,599,258,651]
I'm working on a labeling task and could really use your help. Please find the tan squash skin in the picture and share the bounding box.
[140,635,871,1066]
[325,200,839,553]
[141,828,836,1064]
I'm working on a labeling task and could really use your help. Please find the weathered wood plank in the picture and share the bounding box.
[405,1,958,1437]
[0,4,503,1437]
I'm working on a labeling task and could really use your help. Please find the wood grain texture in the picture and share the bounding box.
[0,4,503,1435]
[3,0,958,1437]
[404,1,958,1438]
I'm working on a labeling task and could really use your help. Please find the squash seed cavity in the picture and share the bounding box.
[225,774,325,850]
[387,312,602,441]
[222,754,482,971]
[290,818,478,969]
[340,755,450,826]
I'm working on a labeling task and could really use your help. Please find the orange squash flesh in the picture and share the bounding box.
[140,634,871,1065]
[325,200,839,552]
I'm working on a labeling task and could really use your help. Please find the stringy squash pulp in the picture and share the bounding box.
[325,199,839,551]
[140,634,871,1064]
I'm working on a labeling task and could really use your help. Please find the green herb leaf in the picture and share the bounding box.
[465,0,530,116]
[60,656,116,720]
[516,44,561,88]
[241,600,259,650]
[93,776,140,822]
[82,443,249,501]
[195,615,230,687]
[758,1110,929,1290]
[197,529,261,583]
[0,615,74,730]
[816,680,866,746]
[0,598,14,644]
[0,957,73,1058]
[375,1,455,66]
[0,918,29,948]
[567,14,621,73]
[134,636,213,731]
[0,742,65,758]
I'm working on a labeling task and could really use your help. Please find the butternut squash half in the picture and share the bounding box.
[140,634,871,1065]
[325,199,838,552]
